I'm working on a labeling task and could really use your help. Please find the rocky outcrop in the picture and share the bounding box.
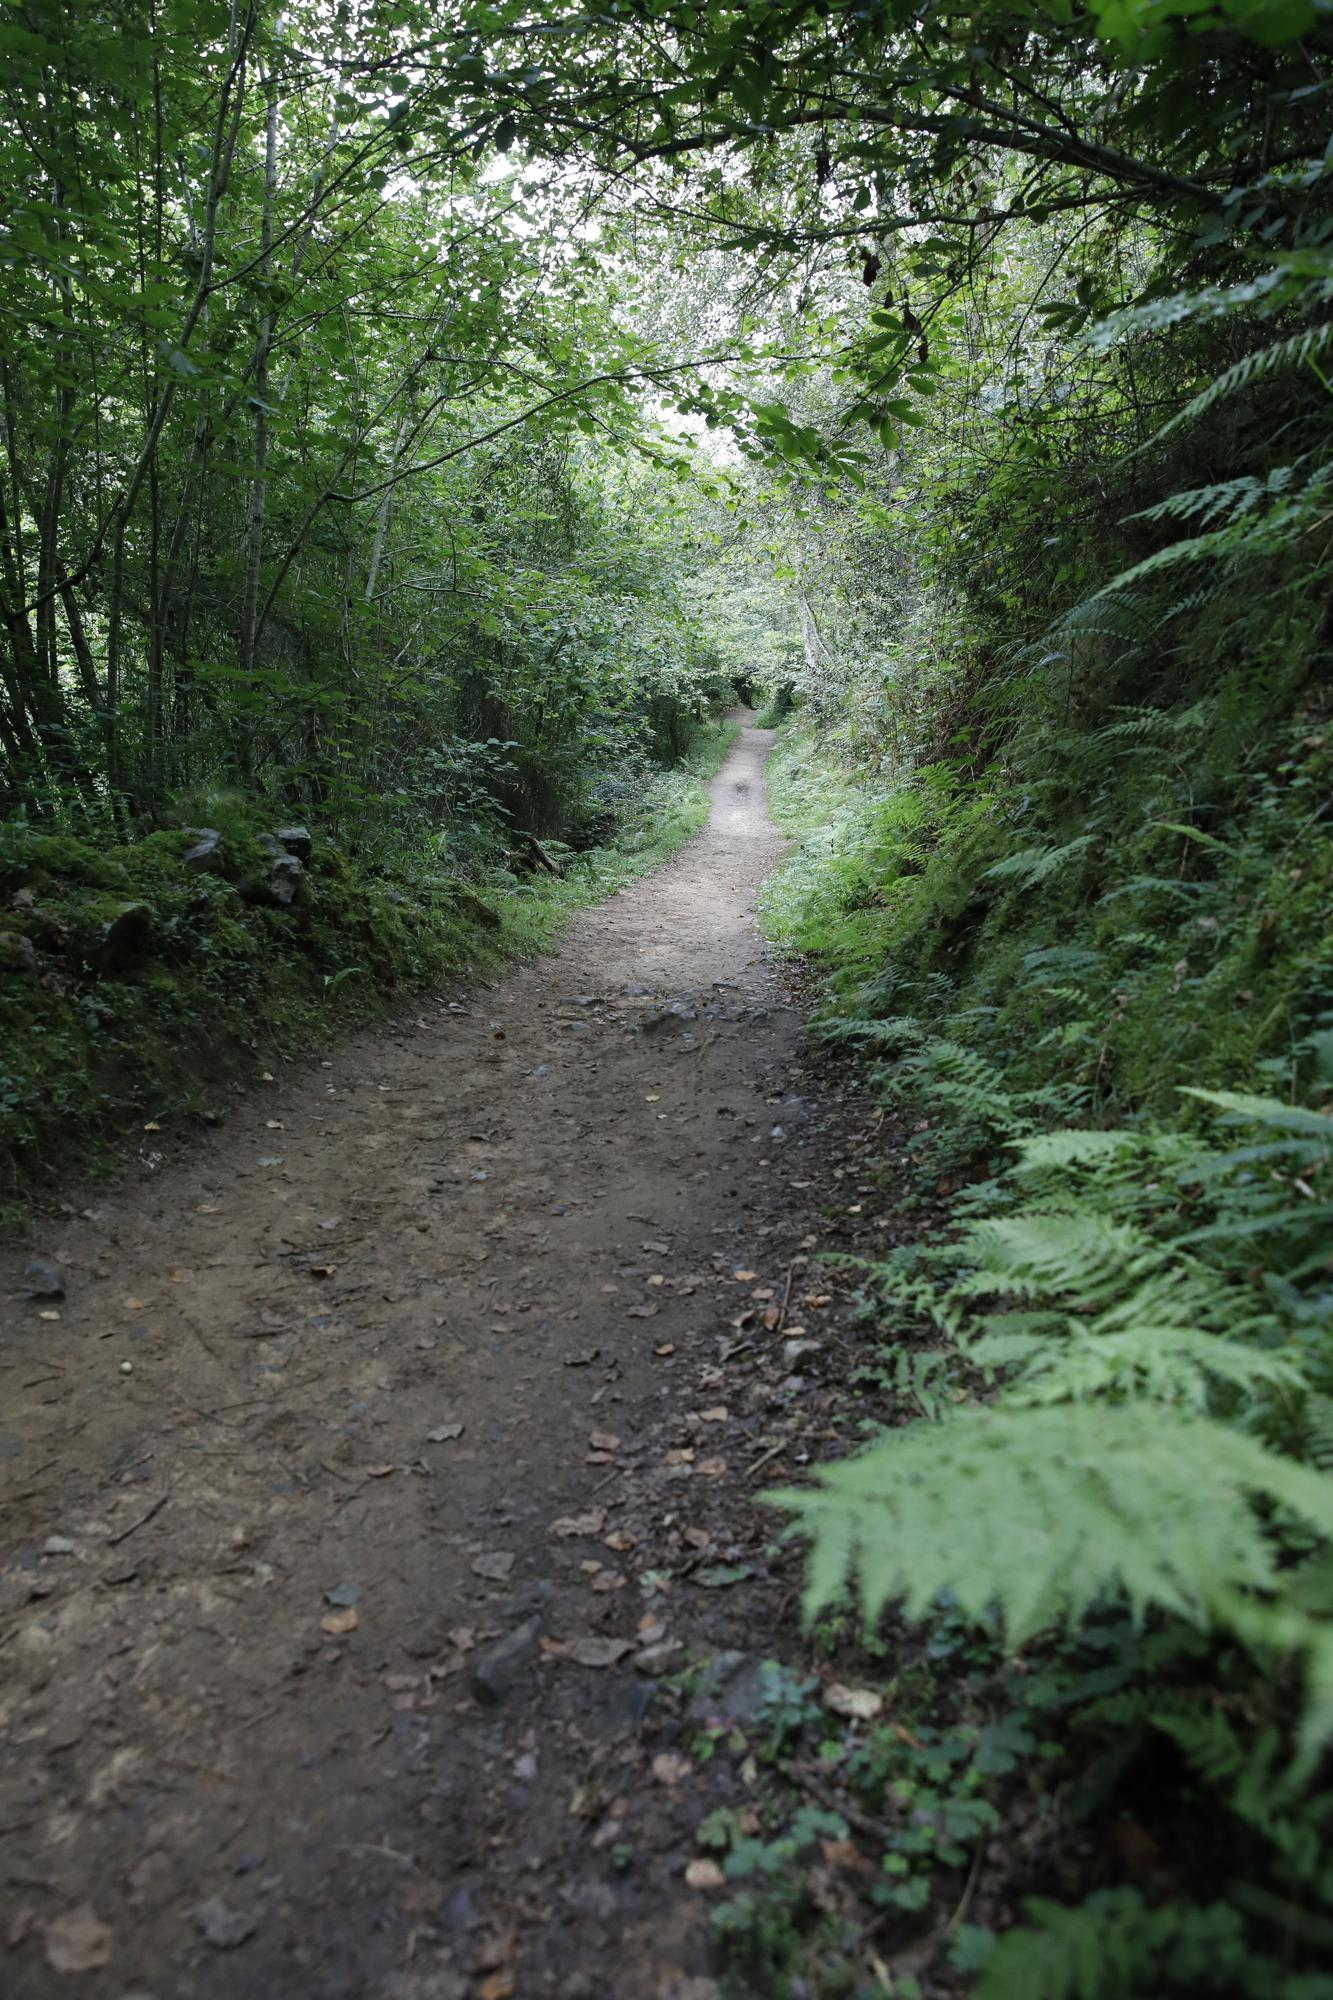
[89,901,154,974]
[0,930,39,977]
[182,828,224,872]
[235,833,305,908]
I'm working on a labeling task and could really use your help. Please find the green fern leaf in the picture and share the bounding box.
[768,1403,1333,1644]
[984,835,1093,888]
[951,1210,1163,1305]
[1181,1087,1333,1140]
[975,1890,1269,1999]
[1151,322,1333,443]
[1305,1395,1333,1473]
[1005,1326,1302,1408]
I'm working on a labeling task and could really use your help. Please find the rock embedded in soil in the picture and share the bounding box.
[470,1614,543,1705]
[20,1259,65,1300]
[0,930,39,976]
[92,900,153,973]
[274,825,313,862]
[587,1675,656,1740]
[686,1651,771,1726]
[236,837,304,908]
[182,827,224,872]
[191,1895,258,1949]
[643,1000,699,1033]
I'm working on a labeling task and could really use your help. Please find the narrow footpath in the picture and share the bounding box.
[1,722,870,1999]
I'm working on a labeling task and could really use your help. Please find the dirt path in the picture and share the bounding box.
[1,720,856,1999]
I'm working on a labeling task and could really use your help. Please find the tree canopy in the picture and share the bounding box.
[4,0,1331,831]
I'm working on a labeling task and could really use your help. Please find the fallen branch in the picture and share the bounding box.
[520,832,565,877]
[775,1255,806,1335]
[107,1491,170,1545]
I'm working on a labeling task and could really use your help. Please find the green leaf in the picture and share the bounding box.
[769,1401,1333,1652]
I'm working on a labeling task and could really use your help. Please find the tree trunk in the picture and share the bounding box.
[238,64,278,686]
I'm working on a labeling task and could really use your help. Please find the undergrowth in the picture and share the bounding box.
[754,620,1333,1983]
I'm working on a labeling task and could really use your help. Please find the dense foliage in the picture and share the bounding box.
[727,4,1333,1991]
[5,0,1333,1989]
[0,0,748,1191]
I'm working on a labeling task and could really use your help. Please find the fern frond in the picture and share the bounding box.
[1152,1709,1301,1842]
[893,1037,1043,1139]
[1021,944,1107,976]
[1149,1710,1329,1864]
[1181,1087,1333,1140]
[974,1890,1263,2000]
[1152,323,1333,444]
[1100,875,1207,903]
[950,1210,1167,1307]
[969,1328,1054,1377]
[1006,1325,1301,1410]
[1180,1200,1333,1250]
[811,1011,924,1049]
[1092,702,1208,746]
[843,1258,953,1329]
[1089,261,1320,349]
[770,1403,1333,1644]
[1303,1395,1333,1473]
[1133,461,1309,531]
[984,835,1094,889]
[1080,457,1333,609]
[1011,1129,1143,1172]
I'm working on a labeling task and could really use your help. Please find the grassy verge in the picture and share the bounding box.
[0,755,720,1226]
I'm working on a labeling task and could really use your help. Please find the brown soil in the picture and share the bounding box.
[0,721,869,1999]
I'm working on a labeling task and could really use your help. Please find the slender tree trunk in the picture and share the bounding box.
[34,76,79,723]
[106,517,126,797]
[363,416,409,609]
[43,8,254,621]
[235,59,278,784]
[141,33,168,813]
[58,582,105,721]
[0,374,39,767]
[0,485,53,770]
[170,469,208,783]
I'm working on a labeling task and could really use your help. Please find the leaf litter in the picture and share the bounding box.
[44,1905,113,1973]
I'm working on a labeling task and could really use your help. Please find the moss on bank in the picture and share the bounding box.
[0,753,720,1225]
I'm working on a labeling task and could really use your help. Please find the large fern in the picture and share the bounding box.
[984,834,1095,889]
[1051,252,1333,646]
[773,1071,1333,1740]
[1077,459,1333,608]
[771,1402,1333,1637]
[1149,322,1333,444]
[972,1888,1304,1999]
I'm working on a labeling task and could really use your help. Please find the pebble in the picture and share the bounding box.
[686,1651,771,1725]
[21,1258,65,1299]
[470,1614,542,1705]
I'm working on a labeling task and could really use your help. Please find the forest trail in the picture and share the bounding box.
[1,719,829,1999]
